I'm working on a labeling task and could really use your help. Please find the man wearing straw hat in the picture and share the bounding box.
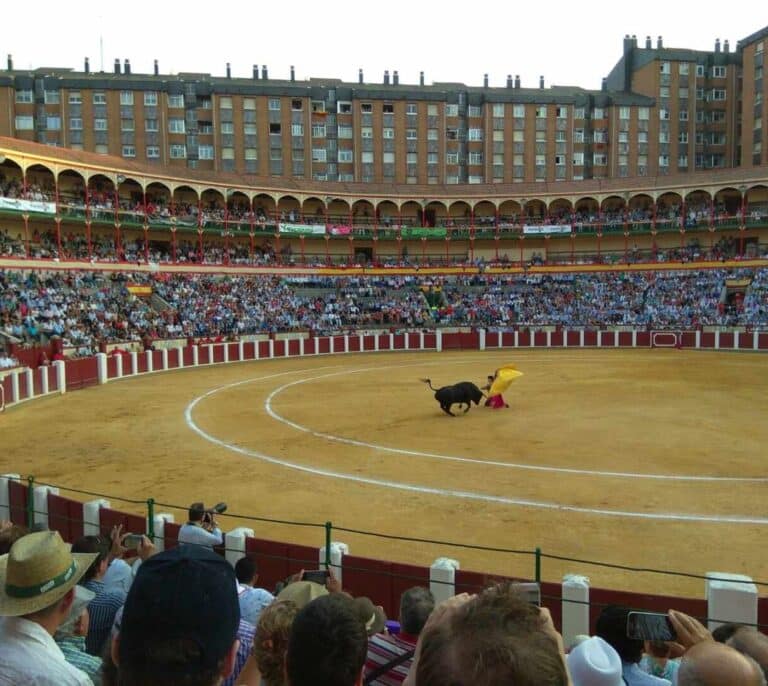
[0,530,98,684]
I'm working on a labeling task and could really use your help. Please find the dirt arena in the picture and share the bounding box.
[3,348,767,597]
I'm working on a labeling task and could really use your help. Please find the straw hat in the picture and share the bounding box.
[0,530,98,617]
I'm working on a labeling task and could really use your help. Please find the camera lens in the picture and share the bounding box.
[212,502,228,514]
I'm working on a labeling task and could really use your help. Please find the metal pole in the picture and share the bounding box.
[535,546,542,585]
[324,521,332,568]
[26,475,35,529]
[146,498,155,540]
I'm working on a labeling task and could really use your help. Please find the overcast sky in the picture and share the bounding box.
[4,1,765,90]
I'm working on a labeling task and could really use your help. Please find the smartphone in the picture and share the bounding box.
[301,569,330,585]
[123,533,143,549]
[512,582,541,607]
[626,611,677,641]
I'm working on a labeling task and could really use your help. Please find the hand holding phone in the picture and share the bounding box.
[301,569,330,585]
[123,533,144,550]
[626,611,677,642]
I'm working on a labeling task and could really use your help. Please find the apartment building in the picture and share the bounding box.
[0,24,765,184]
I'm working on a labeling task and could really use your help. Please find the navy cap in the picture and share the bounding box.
[119,545,240,670]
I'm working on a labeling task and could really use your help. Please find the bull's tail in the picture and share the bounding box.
[420,378,438,391]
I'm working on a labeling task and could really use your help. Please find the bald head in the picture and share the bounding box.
[678,641,766,686]
[728,628,768,681]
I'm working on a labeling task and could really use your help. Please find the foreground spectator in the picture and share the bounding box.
[286,593,368,686]
[567,636,624,686]
[235,554,275,625]
[178,501,224,549]
[114,545,241,686]
[405,583,568,686]
[728,627,768,680]
[640,641,679,681]
[365,586,435,685]
[0,530,98,685]
[54,586,103,685]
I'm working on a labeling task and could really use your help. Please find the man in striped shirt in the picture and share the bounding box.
[364,587,435,686]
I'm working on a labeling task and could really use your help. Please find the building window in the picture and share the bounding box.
[679,63,689,75]
[513,130,524,142]
[15,89,33,103]
[167,94,183,108]
[291,123,304,136]
[659,86,670,98]
[427,128,438,140]
[44,115,61,130]
[269,123,281,134]
[122,145,136,158]
[445,104,459,116]
[94,145,108,154]
[338,150,353,163]
[512,104,525,118]
[593,153,607,165]
[243,98,256,111]
[361,127,373,138]
[69,117,82,130]
[638,131,648,143]
[406,128,418,140]
[427,152,438,164]
[678,132,688,143]
[244,148,257,160]
[638,107,650,120]
[493,130,504,141]
[696,64,705,77]
[711,66,726,78]
[678,154,688,167]
[660,61,671,74]
[244,123,257,135]
[268,98,281,111]
[446,153,459,164]
[67,91,82,105]
[198,145,214,160]
[145,119,159,132]
[711,89,726,101]
[658,154,669,167]
[121,118,134,131]
[270,149,282,160]
[14,115,34,130]
[291,99,303,111]
[574,107,586,119]
[221,147,235,160]
[337,101,352,114]
[659,109,670,120]
[427,104,438,116]
[492,103,504,117]
[120,91,134,106]
[168,118,185,133]
[94,118,108,130]
[678,87,689,99]
[406,103,418,115]
[338,125,353,139]
[43,90,60,104]
[144,92,158,106]
[556,106,568,119]
[574,129,584,143]
[312,148,327,162]
[468,128,483,141]
[218,96,233,110]
[468,105,482,117]
[468,152,483,164]
[93,92,107,105]
[619,106,631,119]
[536,106,547,118]
[383,127,395,139]
[360,103,373,114]
[169,144,187,158]
[312,124,326,137]
[573,152,584,165]
[361,151,373,163]
[679,110,689,121]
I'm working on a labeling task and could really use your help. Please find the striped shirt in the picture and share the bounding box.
[364,632,418,686]
[56,636,103,686]
[222,619,256,686]
[82,579,126,657]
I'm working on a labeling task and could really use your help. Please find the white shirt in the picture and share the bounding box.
[178,522,223,548]
[0,616,94,685]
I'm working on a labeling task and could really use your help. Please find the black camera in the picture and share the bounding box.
[202,502,227,524]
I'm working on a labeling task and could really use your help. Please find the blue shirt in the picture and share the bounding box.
[623,662,671,686]
[237,583,275,626]
[55,635,103,686]
[222,619,256,686]
[82,579,126,657]
[178,523,223,548]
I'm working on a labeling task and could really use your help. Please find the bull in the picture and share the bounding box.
[421,378,485,416]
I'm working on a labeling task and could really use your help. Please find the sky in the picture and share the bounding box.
[3,1,765,91]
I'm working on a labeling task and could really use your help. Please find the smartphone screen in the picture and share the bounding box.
[626,611,677,641]
[302,569,330,585]
[123,534,143,549]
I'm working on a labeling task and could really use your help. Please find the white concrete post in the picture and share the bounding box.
[177,347,185,369]
[478,329,486,351]
[561,574,591,649]
[714,330,721,350]
[614,330,619,347]
[734,331,740,350]
[597,330,603,347]
[706,572,758,630]
[32,485,59,529]
[254,342,261,360]
[404,333,410,350]
[206,344,214,363]
[96,352,108,384]
[546,330,552,347]
[129,351,138,375]
[83,499,110,536]
[238,340,245,361]
[40,366,49,394]
[268,340,275,358]
[225,527,255,567]
[161,348,169,370]
[0,474,21,521]
[435,330,443,352]
[10,371,19,403]
[223,344,229,363]
[358,333,364,352]
[54,360,66,394]
[115,354,123,378]
[152,513,175,553]
[753,331,759,350]
[321,541,349,587]
[631,330,637,347]
[389,333,395,349]
[563,329,569,348]
[344,335,350,353]
[192,345,199,366]
[419,332,425,350]
[514,330,519,347]
[145,350,153,373]
[579,330,585,347]
[24,368,34,399]
[430,557,459,604]
[374,334,380,351]
[695,330,701,349]
[299,337,305,356]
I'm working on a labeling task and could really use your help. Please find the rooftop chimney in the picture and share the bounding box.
[715,38,721,53]
[507,74,513,88]
[419,71,424,86]
[154,59,159,76]
[645,35,652,49]
[6,54,12,71]
[383,69,390,85]
[601,77,608,92]
[226,62,231,79]
[631,34,637,47]
[483,73,489,88]
[515,75,520,89]
[657,35,663,49]
[393,70,399,85]
[290,65,295,82]
[253,65,259,80]
[623,34,634,55]
[261,65,268,79]
[124,59,130,75]
[114,58,121,74]
[84,57,90,74]
[358,68,363,84]
[724,39,730,53]
[539,75,544,89]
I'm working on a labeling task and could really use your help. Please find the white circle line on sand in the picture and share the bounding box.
[183,367,768,524]
[262,365,768,483]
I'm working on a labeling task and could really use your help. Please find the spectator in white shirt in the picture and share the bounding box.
[178,502,224,549]
[0,530,98,685]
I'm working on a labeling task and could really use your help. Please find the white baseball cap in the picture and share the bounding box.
[567,636,623,686]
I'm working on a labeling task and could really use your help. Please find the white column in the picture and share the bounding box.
[359,333,365,352]
[313,337,320,355]
[733,331,740,350]
[10,371,19,403]
[40,366,49,395]
[145,350,154,373]
[419,332,425,350]
[374,334,380,351]
[130,351,138,375]
[152,513,175,553]
[299,337,305,356]
[238,340,245,361]
[161,348,169,370]
[546,330,552,348]
[561,574,590,650]
[404,333,410,350]
[0,474,21,521]
[268,340,275,358]
[563,329,569,348]
[96,352,108,384]
[430,557,459,605]
[632,330,637,347]
[115,354,123,378]
[54,360,66,394]
[706,572,758,630]
[696,330,701,349]
[32,485,59,530]
[192,345,199,366]
[597,330,602,347]
[753,331,759,350]
[24,368,34,399]
[83,499,110,536]
[344,335,350,353]
[715,330,720,350]
[206,344,214,363]
[478,329,486,351]
[177,347,185,368]
[389,333,395,349]
[435,330,443,352]
[225,527,255,567]
[255,342,261,360]
[579,330,585,347]
[320,541,349,587]
[514,330,519,347]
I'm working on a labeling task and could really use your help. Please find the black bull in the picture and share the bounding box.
[421,379,485,416]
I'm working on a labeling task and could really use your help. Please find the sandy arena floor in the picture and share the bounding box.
[3,349,767,596]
